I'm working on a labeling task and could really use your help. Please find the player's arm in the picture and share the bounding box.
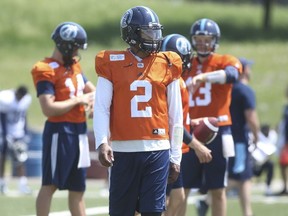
[192,65,239,85]
[166,78,183,183]
[167,79,183,165]
[82,75,96,118]
[245,108,260,144]
[93,76,114,167]
[37,81,94,117]
[82,73,96,93]
[183,127,212,163]
[243,88,260,144]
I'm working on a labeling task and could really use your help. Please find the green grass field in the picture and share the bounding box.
[1,0,288,215]
[1,0,288,129]
[1,177,288,216]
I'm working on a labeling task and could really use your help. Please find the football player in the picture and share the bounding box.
[31,22,95,216]
[161,34,212,216]
[0,85,32,194]
[227,57,260,216]
[93,6,183,216]
[182,18,242,216]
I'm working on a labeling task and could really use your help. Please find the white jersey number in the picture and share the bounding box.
[190,82,212,107]
[65,74,85,98]
[130,80,152,118]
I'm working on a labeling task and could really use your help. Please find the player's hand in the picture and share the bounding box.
[79,91,95,106]
[167,162,180,184]
[190,118,203,128]
[85,100,94,119]
[98,143,114,167]
[186,75,204,95]
[189,136,212,163]
[192,73,206,85]
[188,73,205,94]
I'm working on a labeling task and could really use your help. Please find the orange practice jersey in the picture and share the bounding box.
[95,50,182,141]
[31,58,87,123]
[182,53,242,126]
[180,77,190,153]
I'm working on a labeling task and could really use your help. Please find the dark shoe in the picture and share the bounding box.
[195,199,209,216]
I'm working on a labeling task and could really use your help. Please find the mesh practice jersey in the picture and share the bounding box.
[95,50,182,141]
[31,58,87,123]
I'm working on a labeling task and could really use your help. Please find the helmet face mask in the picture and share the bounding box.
[51,22,88,66]
[161,34,192,71]
[190,18,220,57]
[120,6,163,54]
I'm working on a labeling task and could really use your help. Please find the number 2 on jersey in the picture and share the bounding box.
[130,80,152,118]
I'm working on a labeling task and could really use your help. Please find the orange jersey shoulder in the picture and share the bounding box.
[95,50,182,140]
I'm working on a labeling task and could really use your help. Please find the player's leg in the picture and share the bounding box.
[139,150,170,215]
[238,180,253,216]
[164,171,184,216]
[182,150,202,216]
[205,127,230,216]
[36,127,54,214]
[165,188,185,216]
[209,188,226,216]
[0,139,8,193]
[180,188,191,215]
[109,152,150,216]
[263,160,274,195]
[36,185,57,215]
[65,134,87,215]
[69,190,86,216]
[0,155,7,193]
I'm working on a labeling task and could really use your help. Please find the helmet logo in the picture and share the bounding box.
[60,24,78,41]
[121,9,133,28]
[176,38,191,55]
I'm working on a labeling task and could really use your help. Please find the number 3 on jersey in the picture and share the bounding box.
[190,82,212,107]
[130,80,152,118]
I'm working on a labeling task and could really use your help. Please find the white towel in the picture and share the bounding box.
[77,134,91,168]
[222,134,235,158]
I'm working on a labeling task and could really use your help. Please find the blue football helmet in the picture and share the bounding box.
[51,22,88,57]
[161,34,192,71]
[190,18,220,57]
[120,6,163,54]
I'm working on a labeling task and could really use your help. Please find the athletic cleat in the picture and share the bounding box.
[195,199,209,216]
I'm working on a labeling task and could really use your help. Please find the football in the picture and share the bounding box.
[193,117,219,144]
